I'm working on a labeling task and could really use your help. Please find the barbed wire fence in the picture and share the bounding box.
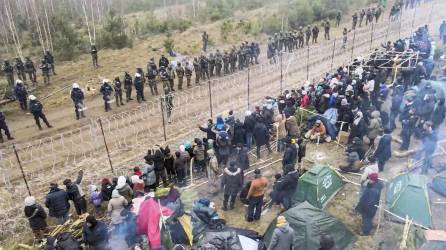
[0,1,442,242]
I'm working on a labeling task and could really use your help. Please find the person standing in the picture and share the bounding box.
[367,111,382,148]
[342,28,348,49]
[246,169,268,222]
[279,165,299,209]
[107,190,128,225]
[282,138,298,170]
[147,58,159,95]
[0,111,13,143]
[221,161,244,211]
[159,55,170,68]
[359,9,365,27]
[63,170,87,215]
[174,151,187,186]
[400,108,417,151]
[323,20,330,40]
[24,57,37,85]
[418,122,438,175]
[24,196,48,242]
[134,73,145,103]
[70,83,86,120]
[29,95,52,130]
[312,25,319,43]
[355,173,382,235]
[185,61,193,88]
[153,147,168,187]
[2,60,14,88]
[39,59,51,85]
[100,79,113,112]
[352,12,358,30]
[44,50,56,75]
[90,44,99,68]
[268,216,294,250]
[82,215,109,250]
[113,77,124,107]
[193,139,206,174]
[253,118,272,159]
[176,62,185,90]
[124,72,133,102]
[14,80,28,111]
[202,31,209,52]
[142,155,157,191]
[193,58,201,85]
[336,11,342,27]
[15,57,26,81]
[373,128,392,172]
[45,183,70,225]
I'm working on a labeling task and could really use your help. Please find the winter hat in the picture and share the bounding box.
[276,216,287,227]
[116,176,127,189]
[368,172,378,183]
[198,198,210,207]
[24,196,36,206]
[101,178,110,185]
[341,98,348,106]
[88,185,97,193]
[302,90,307,95]
[112,189,121,198]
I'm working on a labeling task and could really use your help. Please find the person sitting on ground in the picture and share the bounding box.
[82,214,109,250]
[191,198,221,237]
[268,215,295,250]
[339,150,362,173]
[305,120,328,142]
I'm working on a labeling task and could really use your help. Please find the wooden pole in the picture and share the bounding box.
[98,118,115,174]
[208,80,213,119]
[13,144,32,196]
[160,96,167,142]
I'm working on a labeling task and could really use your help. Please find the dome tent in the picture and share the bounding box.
[264,202,356,250]
[386,173,432,228]
[292,165,344,208]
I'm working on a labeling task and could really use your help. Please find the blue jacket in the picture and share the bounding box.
[356,181,383,218]
[374,134,392,162]
[45,187,70,217]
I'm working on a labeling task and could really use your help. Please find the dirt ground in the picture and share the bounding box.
[2,0,446,247]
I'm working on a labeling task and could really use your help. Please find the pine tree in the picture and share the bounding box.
[99,10,132,49]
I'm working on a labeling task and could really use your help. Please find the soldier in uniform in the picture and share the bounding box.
[28,95,52,130]
[200,55,210,80]
[202,31,209,52]
[162,86,174,123]
[238,46,244,70]
[230,48,237,73]
[100,79,113,111]
[267,37,277,64]
[375,6,382,23]
[359,9,366,27]
[193,57,201,84]
[336,11,341,27]
[44,50,56,75]
[223,51,230,75]
[0,111,13,143]
[305,26,312,46]
[366,8,373,26]
[24,57,37,85]
[324,20,331,40]
[184,61,193,87]
[342,28,348,49]
[176,62,185,90]
[209,53,215,77]
[124,72,133,102]
[274,33,279,51]
[298,27,305,48]
[159,66,170,90]
[15,58,26,82]
[14,80,28,111]
[147,58,159,95]
[113,77,124,107]
[215,50,223,77]
[90,44,99,68]
[312,25,319,43]
[352,12,358,30]
[167,64,175,91]
[2,60,14,88]
[39,59,51,85]
[254,43,260,64]
[70,83,86,119]
[134,72,145,103]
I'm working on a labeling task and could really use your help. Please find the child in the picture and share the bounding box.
[89,185,102,216]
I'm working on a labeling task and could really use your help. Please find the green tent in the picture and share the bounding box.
[264,202,356,250]
[386,173,432,228]
[292,165,344,208]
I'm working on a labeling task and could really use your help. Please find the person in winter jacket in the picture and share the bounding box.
[115,176,133,203]
[253,120,272,159]
[193,139,206,173]
[63,169,87,215]
[216,130,231,167]
[29,95,52,130]
[131,175,145,194]
[282,138,298,171]
[305,120,327,141]
[108,190,128,225]
[24,196,48,241]
[244,111,256,149]
[234,143,250,171]
[367,110,382,147]
[284,113,299,139]
[198,119,217,141]
[153,147,168,187]
[279,165,299,209]
[207,149,221,193]
[113,77,125,107]
[164,146,176,182]
[355,173,383,235]
[83,215,109,250]
[134,72,145,103]
[373,128,392,172]
[221,162,244,211]
[14,80,28,110]
[100,79,113,112]
[43,236,57,250]
[275,114,287,152]
[231,119,246,146]
[143,155,157,191]
[45,183,70,224]
[100,178,113,202]
[268,216,295,250]
[0,111,13,143]
[417,122,438,175]
[89,185,102,216]
[70,83,86,120]
[174,151,187,186]
[348,110,366,144]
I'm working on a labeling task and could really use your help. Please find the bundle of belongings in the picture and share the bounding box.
[196,227,266,250]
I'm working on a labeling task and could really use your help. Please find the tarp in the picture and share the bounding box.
[264,202,356,250]
[386,174,432,228]
[197,228,263,250]
[178,214,193,246]
[430,175,446,198]
[292,165,344,208]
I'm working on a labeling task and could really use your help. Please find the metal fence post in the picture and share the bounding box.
[159,97,167,142]
[98,118,115,174]
[306,45,310,80]
[13,144,31,196]
[350,28,356,61]
[280,51,283,94]
[330,38,336,72]
[247,67,250,110]
[370,23,375,52]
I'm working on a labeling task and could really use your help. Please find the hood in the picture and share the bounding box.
[224,167,241,176]
[371,110,380,118]
[24,196,36,206]
[277,223,291,233]
[112,189,121,198]
[116,176,127,189]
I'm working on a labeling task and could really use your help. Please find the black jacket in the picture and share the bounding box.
[45,187,70,217]
[29,100,43,114]
[101,183,113,201]
[153,149,165,172]
[282,144,298,167]
[243,115,256,133]
[356,181,383,218]
[279,169,299,198]
[24,204,47,230]
[82,221,109,248]
[253,122,269,146]
[71,88,84,103]
[221,167,244,195]
[199,125,217,141]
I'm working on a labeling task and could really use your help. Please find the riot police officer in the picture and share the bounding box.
[29,95,52,130]
[14,80,28,111]
[100,79,113,112]
[124,72,133,102]
[70,83,86,120]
